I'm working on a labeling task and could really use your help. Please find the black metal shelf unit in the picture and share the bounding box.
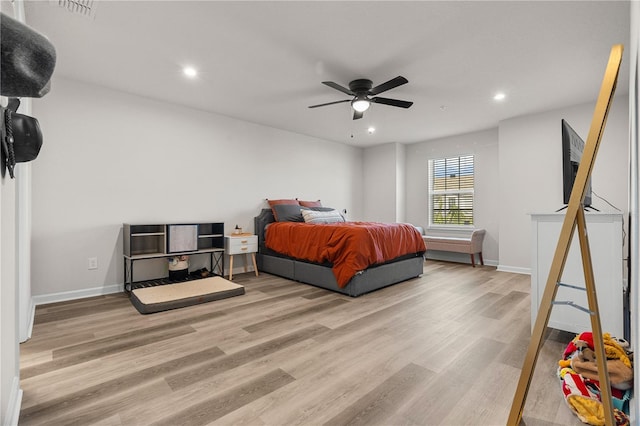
[123,222,224,293]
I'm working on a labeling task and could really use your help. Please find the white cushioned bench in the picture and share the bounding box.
[423,229,486,267]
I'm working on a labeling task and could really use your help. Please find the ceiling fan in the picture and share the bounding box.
[308,76,413,120]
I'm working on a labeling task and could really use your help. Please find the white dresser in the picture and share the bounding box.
[530,212,624,337]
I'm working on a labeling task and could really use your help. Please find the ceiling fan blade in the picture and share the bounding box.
[353,110,364,120]
[371,97,413,108]
[308,99,351,108]
[369,76,408,95]
[322,81,354,95]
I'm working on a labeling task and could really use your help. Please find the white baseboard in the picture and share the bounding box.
[32,283,124,306]
[497,264,531,275]
[425,252,497,267]
[4,377,22,426]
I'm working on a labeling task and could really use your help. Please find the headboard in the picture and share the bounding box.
[254,208,275,250]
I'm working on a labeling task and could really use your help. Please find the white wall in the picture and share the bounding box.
[363,143,395,222]
[498,95,630,272]
[362,142,406,223]
[30,77,363,299]
[405,128,500,265]
[396,143,406,223]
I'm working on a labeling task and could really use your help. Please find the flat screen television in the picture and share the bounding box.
[561,119,592,207]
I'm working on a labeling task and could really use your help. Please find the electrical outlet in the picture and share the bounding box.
[88,257,98,270]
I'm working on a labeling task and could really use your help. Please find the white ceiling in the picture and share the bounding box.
[22,1,630,147]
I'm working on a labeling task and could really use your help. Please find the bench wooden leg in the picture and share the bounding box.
[470,253,476,267]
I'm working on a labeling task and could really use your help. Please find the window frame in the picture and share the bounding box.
[428,154,475,228]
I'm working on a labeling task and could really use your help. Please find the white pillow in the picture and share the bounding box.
[301,208,345,224]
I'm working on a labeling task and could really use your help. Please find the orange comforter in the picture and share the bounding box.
[265,222,426,287]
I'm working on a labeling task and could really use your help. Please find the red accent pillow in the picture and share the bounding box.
[298,199,322,208]
[267,199,299,221]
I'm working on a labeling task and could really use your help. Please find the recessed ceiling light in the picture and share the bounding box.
[183,66,197,78]
[368,127,375,134]
[493,92,506,101]
[439,105,448,111]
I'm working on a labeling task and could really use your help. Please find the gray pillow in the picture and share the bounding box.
[272,204,304,222]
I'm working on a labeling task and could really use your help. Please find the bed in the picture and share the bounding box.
[254,208,426,297]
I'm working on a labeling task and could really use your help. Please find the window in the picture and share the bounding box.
[428,155,474,226]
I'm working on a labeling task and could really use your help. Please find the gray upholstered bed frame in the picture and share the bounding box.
[254,209,424,297]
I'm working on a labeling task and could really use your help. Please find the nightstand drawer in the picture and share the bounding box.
[225,235,258,255]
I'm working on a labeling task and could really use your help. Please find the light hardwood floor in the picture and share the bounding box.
[19,261,583,425]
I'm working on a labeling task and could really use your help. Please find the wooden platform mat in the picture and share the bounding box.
[130,276,244,314]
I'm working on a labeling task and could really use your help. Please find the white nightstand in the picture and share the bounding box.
[224,234,258,280]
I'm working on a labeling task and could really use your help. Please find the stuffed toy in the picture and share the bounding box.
[571,353,633,390]
[563,332,595,359]
[602,334,632,369]
[568,332,633,390]
[558,331,633,425]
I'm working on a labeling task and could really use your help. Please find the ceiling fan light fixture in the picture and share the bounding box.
[352,96,370,112]
[309,76,411,120]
